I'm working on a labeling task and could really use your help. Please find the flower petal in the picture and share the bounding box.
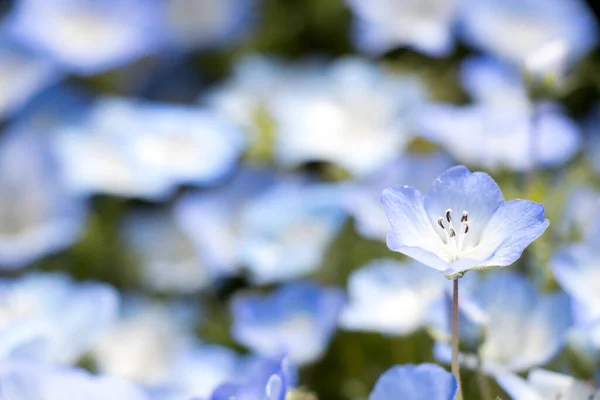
[494,372,545,400]
[369,363,458,400]
[475,200,549,268]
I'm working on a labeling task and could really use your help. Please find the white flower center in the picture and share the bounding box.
[436,208,470,261]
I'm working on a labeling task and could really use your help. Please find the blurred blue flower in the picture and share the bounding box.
[559,185,600,240]
[163,0,255,52]
[231,281,345,365]
[272,58,429,177]
[495,368,600,400]
[0,273,119,365]
[381,165,549,277]
[586,106,600,176]
[6,0,162,75]
[458,0,598,68]
[175,168,276,278]
[238,180,346,284]
[420,57,581,171]
[0,129,87,269]
[339,259,445,335]
[122,208,212,294]
[434,271,572,374]
[0,362,149,400]
[344,152,452,240]
[53,97,245,200]
[345,0,458,56]
[369,363,458,400]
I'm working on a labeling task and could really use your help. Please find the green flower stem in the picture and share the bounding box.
[452,278,464,400]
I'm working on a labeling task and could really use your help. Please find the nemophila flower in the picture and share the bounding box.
[53,97,245,200]
[369,363,458,400]
[0,39,61,121]
[458,0,598,69]
[381,165,549,277]
[0,129,87,269]
[586,107,600,176]
[174,168,276,278]
[91,299,197,386]
[238,180,346,284]
[559,186,600,240]
[163,0,255,52]
[272,58,429,177]
[345,0,458,56]
[231,281,345,365]
[5,0,162,75]
[0,273,119,364]
[122,209,211,294]
[344,152,452,240]
[0,362,149,400]
[495,368,600,400]
[419,57,581,171]
[434,271,572,374]
[339,259,445,335]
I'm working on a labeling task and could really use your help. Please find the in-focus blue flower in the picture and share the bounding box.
[163,0,255,51]
[0,273,119,364]
[122,209,212,294]
[238,180,346,284]
[381,165,549,277]
[339,259,445,335]
[345,0,457,56]
[419,57,581,171]
[344,152,452,240]
[0,128,87,269]
[5,0,162,75]
[231,281,345,365]
[369,363,457,400]
[434,271,572,375]
[495,368,600,400]
[0,362,149,400]
[174,168,276,278]
[53,97,245,200]
[458,0,598,68]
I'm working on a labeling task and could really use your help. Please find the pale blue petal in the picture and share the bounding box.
[369,363,457,400]
[494,372,545,400]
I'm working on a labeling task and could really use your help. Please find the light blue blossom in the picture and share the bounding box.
[238,180,346,283]
[0,273,119,364]
[174,168,276,278]
[434,271,572,374]
[345,0,458,56]
[231,281,345,365]
[5,0,162,75]
[419,57,581,171]
[344,152,452,240]
[122,209,212,294]
[586,106,600,176]
[163,0,255,51]
[339,259,445,335]
[369,363,458,400]
[0,362,149,400]
[381,165,549,277]
[0,128,87,269]
[458,0,598,68]
[495,368,600,400]
[53,97,245,200]
[558,185,600,240]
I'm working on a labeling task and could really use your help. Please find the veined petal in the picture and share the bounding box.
[475,200,549,268]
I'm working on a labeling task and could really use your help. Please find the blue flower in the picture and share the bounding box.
[231,281,345,365]
[419,57,581,171]
[458,0,598,68]
[495,369,600,400]
[5,0,163,75]
[434,271,572,374]
[238,180,346,284]
[163,0,256,51]
[339,259,445,335]
[381,165,549,277]
[369,363,457,400]
[0,273,119,364]
[345,0,458,56]
[344,152,452,240]
[0,362,149,400]
[0,129,87,269]
[586,106,600,176]
[558,185,600,240]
